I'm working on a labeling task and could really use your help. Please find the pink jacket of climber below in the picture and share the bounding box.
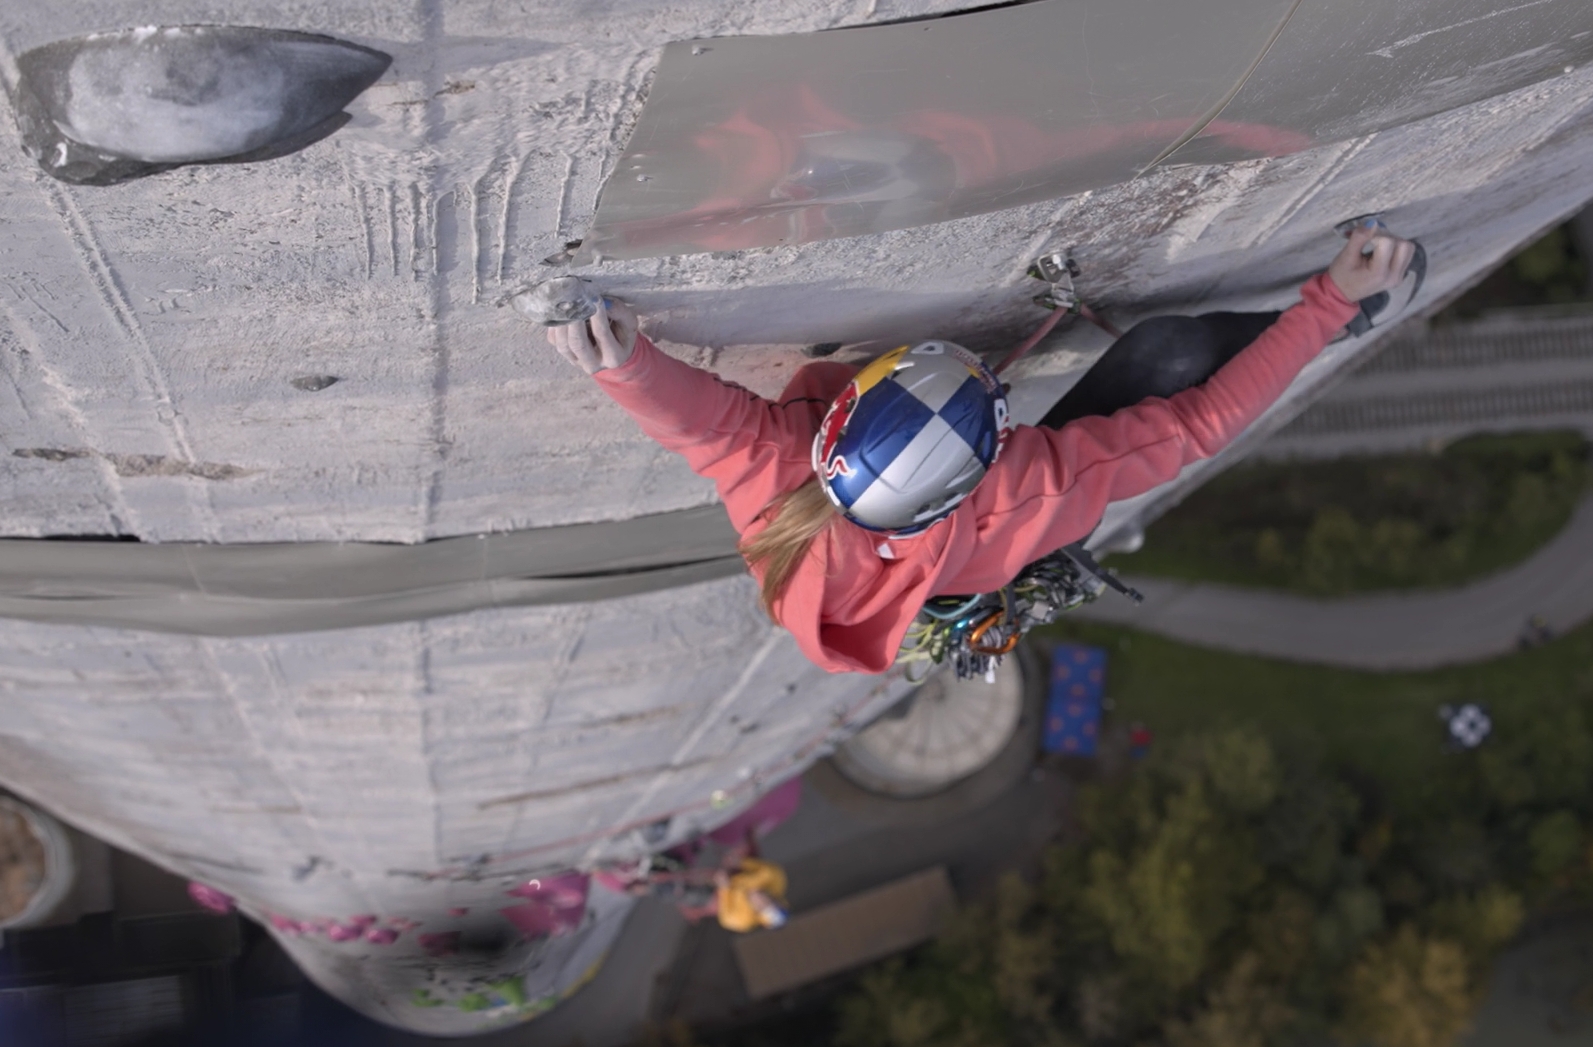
[595,273,1358,675]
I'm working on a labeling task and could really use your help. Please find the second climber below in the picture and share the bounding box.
[546,224,1417,675]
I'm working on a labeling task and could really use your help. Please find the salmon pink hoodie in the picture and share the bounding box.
[595,273,1358,675]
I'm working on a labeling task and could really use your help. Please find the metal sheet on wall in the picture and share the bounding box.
[1158,0,1593,167]
[0,506,742,635]
[581,0,1299,261]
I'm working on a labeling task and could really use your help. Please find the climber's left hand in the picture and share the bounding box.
[547,298,638,374]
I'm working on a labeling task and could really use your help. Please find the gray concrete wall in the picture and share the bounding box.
[1,0,1593,1034]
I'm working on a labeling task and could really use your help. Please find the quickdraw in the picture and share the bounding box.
[897,544,1142,681]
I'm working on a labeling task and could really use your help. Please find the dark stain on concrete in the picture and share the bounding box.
[13,447,253,480]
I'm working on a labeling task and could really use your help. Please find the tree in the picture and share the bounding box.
[1340,925,1476,1047]
[1076,732,1270,997]
[815,726,1529,1047]
[836,873,1065,1047]
[1477,700,1593,811]
[1162,953,1294,1047]
[1424,884,1524,965]
[1528,809,1586,880]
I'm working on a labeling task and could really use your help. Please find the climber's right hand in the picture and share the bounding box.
[1327,221,1417,302]
[546,297,639,374]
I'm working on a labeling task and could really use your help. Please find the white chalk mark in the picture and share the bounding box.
[1272,137,1373,236]
[1162,164,1268,262]
[0,28,19,97]
[1015,197,1087,281]
[409,182,425,280]
[1372,0,1558,58]
[354,182,375,280]
[496,152,527,285]
[468,179,482,304]
[385,184,400,277]
[425,190,441,280]
[554,153,577,242]
[0,354,38,429]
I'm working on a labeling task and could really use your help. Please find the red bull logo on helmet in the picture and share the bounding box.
[813,338,1010,533]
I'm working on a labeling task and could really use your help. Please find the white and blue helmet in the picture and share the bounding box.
[813,341,1012,535]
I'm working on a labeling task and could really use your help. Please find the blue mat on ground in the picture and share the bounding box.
[1044,643,1106,755]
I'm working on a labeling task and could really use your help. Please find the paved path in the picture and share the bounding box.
[1074,493,1593,671]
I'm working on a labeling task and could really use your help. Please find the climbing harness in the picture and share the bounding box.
[897,543,1141,682]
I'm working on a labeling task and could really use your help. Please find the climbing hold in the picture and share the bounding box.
[14,26,390,186]
[510,277,604,326]
[541,240,584,266]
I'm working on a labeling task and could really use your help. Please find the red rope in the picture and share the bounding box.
[995,301,1122,376]
[1079,302,1122,340]
[993,306,1067,375]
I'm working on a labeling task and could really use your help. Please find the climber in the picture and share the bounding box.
[712,853,789,932]
[546,223,1417,675]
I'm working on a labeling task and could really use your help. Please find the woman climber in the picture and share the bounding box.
[546,223,1417,675]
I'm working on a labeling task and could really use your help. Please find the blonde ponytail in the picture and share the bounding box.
[740,479,838,619]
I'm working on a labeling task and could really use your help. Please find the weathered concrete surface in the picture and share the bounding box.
[0,0,1006,544]
[0,0,1592,1035]
[0,576,912,1032]
[0,4,1586,544]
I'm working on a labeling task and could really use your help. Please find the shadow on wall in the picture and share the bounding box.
[621,284,1026,355]
[11,25,391,186]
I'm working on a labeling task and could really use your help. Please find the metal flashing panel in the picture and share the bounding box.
[582,0,1298,260]
[1159,0,1593,167]
[0,506,741,635]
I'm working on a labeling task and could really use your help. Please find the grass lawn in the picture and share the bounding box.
[1108,431,1589,596]
[1036,613,1593,820]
